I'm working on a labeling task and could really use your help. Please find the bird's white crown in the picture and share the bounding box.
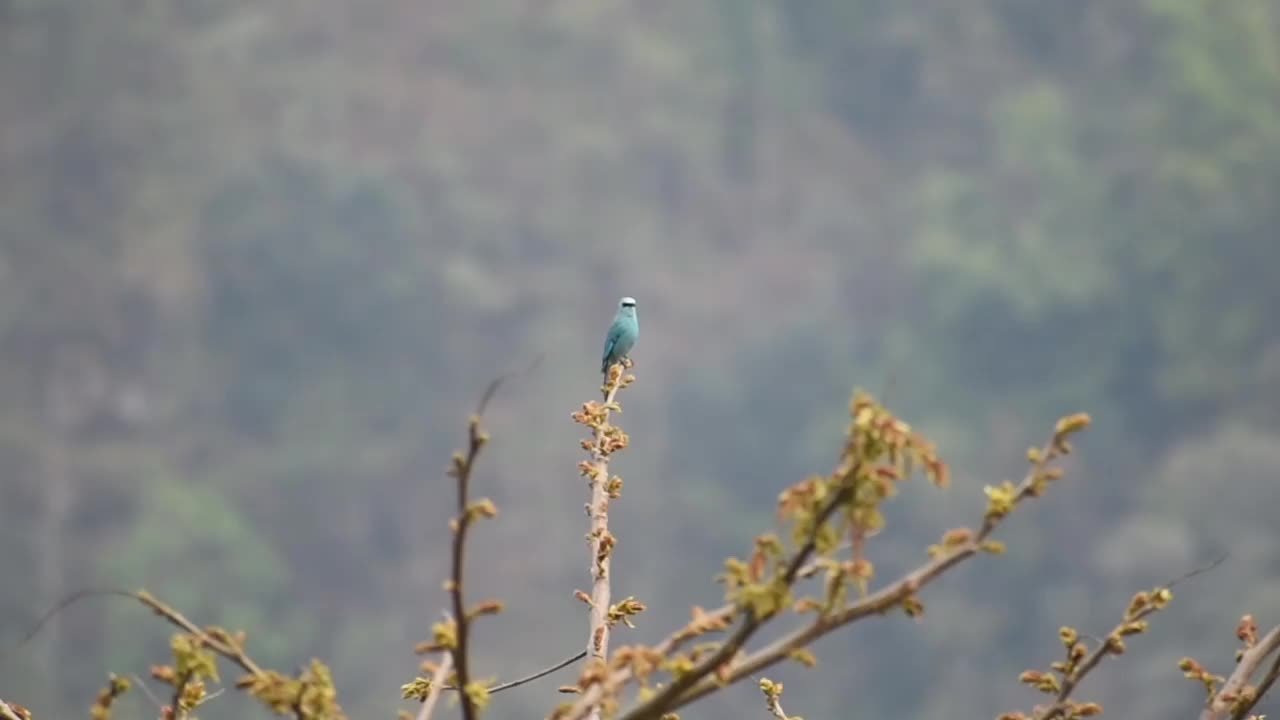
[620,296,637,307]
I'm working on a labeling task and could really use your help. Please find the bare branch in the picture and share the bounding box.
[474,356,542,417]
[1167,552,1229,589]
[440,650,586,695]
[487,651,587,694]
[0,587,139,682]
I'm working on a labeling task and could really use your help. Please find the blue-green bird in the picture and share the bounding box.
[601,296,639,375]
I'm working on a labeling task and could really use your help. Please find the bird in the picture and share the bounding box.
[601,296,639,375]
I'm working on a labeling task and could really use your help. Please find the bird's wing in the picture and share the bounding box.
[602,324,620,361]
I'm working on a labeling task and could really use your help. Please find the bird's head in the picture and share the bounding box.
[619,296,637,314]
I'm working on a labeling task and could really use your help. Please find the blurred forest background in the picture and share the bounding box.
[2,1,1279,718]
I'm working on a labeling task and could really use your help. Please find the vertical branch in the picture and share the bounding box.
[587,388,617,666]
[410,369,525,719]
[132,590,265,676]
[573,362,633,720]
[446,410,491,720]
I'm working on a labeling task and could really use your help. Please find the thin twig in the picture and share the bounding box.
[4,586,269,691]
[1204,625,1280,720]
[23,588,267,676]
[488,650,587,694]
[448,416,487,720]
[1036,556,1226,720]
[443,371,517,720]
[440,650,587,694]
[0,587,138,679]
[1038,616,1150,719]
[437,645,586,696]
[416,652,454,720]
[1168,552,1229,589]
[132,673,166,712]
[207,688,226,701]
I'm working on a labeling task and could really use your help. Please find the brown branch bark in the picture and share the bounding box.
[583,363,629,720]
[1243,647,1280,720]
[1203,625,1280,720]
[421,368,527,718]
[438,370,520,720]
[447,410,491,720]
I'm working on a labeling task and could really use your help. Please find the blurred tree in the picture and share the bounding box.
[200,156,439,434]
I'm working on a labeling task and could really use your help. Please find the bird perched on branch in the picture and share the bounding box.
[601,296,639,375]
